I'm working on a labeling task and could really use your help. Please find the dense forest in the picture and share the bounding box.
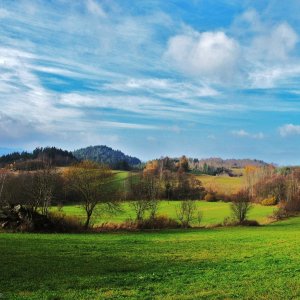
[188,157,270,169]
[0,147,77,169]
[150,156,270,176]
[0,145,271,173]
[73,145,141,170]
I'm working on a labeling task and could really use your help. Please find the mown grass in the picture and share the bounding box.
[53,201,274,227]
[0,217,300,299]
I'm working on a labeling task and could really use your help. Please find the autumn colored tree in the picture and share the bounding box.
[178,155,189,172]
[144,160,160,175]
[285,169,300,211]
[162,170,177,200]
[254,174,286,204]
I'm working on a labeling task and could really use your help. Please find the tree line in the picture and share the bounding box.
[0,158,206,229]
[1,158,300,231]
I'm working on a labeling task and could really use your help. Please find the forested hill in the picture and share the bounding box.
[190,157,270,169]
[0,147,77,169]
[73,145,141,169]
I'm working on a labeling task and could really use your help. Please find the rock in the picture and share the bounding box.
[0,204,52,231]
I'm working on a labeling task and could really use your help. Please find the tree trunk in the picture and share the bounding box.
[84,212,92,229]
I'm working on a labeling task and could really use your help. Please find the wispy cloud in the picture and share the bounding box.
[165,9,300,89]
[279,124,300,137]
[1,1,300,163]
[231,130,264,139]
[86,0,107,18]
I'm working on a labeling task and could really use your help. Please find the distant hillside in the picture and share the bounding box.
[189,157,270,169]
[73,145,141,170]
[0,147,77,169]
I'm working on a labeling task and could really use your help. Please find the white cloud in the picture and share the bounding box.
[165,30,240,82]
[94,121,158,130]
[239,12,299,88]
[0,8,9,18]
[86,0,106,17]
[166,10,299,88]
[279,124,300,137]
[231,130,264,139]
[147,136,156,142]
[250,23,298,62]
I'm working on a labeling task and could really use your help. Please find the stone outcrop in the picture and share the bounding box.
[0,205,52,231]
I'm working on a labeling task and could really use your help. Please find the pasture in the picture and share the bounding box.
[52,201,274,227]
[0,217,300,299]
[196,174,245,194]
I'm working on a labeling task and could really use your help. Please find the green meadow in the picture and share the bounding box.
[1,217,300,299]
[52,201,274,227]
[1,170,297,300]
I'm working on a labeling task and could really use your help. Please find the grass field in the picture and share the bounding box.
[196,174,245,194]
[53,201,274,227]
[1,217,300,299]
[112,170,246,195]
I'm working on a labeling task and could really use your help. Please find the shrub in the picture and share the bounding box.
[222,216,259,227]
[137,215,181,229]
[223,216,235,226]
[204,192,217,202]
[216,193,233,203]
[196,211,203,226]
[95,216,181,231]
[47,212,83,233]
[240,220,260,226]
[231,189,252,224]
[176,200,201,228]
[261,197,277,206]
[95,220,138,231]
[271,207,290,221]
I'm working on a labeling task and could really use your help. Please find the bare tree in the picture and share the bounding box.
[0,170,8,206]
[25,164,57,215]
[65,161,118,229]
[143,172,161,220]
[176,200,199,228]
[128,172,162,221]
[128,174,150,221]
[285,170,300,211]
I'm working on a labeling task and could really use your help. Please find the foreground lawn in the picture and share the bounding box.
[0,217,300,299]
[54,201,274,226]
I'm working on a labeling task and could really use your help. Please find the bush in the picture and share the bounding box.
[95,220,138,231]
[231,189,252,224]
[271,207,290,221]
[137,215,181,229]
[222,216,259,227]
[176,200,200,228]
[240,220,260,226]
[222,216,235,226]
[261,197,277,206]
[204,192,217,202]
[95,216,181,231]
[216,193,233,202]
[47,212,83,233]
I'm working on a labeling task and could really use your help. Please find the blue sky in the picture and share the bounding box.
[1,0,300,164]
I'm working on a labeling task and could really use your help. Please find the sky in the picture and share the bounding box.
[1,0,300,164]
